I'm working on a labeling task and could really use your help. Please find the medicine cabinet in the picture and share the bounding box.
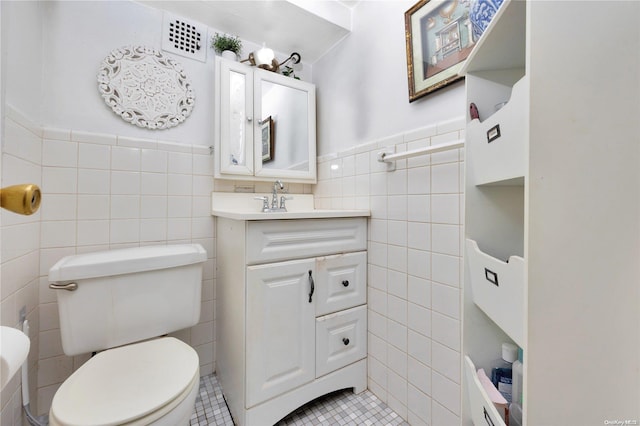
[214,57,317,183]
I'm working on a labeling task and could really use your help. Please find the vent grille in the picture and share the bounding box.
[162,13,207,62]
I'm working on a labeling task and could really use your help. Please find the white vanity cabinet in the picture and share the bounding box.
[216,216,368,426]
[214,57,317,183]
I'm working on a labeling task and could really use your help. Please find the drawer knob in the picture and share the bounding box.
[342,280,349,287]
[342,338,350,346]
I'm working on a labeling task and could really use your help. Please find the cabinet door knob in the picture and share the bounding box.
[342,280,349,287]
[247,116,253,122]
[342,338,350,346]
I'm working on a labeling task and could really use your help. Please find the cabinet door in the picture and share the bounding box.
[253,69,317,182]
[218,58,254,176]
[246,258,316,407]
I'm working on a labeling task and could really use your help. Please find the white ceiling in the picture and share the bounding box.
[138,1,357,63]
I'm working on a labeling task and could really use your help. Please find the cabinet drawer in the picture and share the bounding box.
[466,238,525,348]
[315,251,367,316]
[315,305,367,378]
[246,218,367,264]
[464,356,507,426]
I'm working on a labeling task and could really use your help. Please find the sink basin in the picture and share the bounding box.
[211,192,370,220]
[1,326,30,390]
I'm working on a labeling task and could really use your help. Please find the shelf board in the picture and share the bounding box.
[461,0,526,74]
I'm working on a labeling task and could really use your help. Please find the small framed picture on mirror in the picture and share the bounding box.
[260,116,275,163]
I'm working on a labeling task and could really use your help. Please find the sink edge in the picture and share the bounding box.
[211,209,370,220]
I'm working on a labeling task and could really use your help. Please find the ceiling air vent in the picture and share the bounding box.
[162,12,207,62]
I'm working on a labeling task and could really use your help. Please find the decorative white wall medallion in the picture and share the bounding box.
[97,46,195,130]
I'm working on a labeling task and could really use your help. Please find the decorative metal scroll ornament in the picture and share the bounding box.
[97,46,195,130]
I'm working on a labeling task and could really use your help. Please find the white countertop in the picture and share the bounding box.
[211,193,370,221]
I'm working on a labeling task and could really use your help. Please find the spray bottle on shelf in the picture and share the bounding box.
[508,348,524,426]
[511,348,523,405]
[491,342,518,402]
[509,401,523,426]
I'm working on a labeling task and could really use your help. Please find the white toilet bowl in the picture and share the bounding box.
[49,337,200,426]
[47,244,207,426]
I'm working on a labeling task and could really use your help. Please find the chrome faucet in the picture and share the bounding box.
[271,180,284,209]
[255,180,292,212]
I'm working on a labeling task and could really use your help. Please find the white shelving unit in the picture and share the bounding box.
[462,1,640,425]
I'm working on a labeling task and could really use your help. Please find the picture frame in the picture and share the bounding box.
[260,116,275,163]
[405,0,476,102]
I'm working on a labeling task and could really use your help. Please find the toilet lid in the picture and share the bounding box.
[51,337,199,426]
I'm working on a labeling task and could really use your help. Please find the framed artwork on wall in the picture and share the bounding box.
[405,0,477,102]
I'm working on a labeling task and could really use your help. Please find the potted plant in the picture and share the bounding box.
[211,33,242,61]
[282,66,300,80]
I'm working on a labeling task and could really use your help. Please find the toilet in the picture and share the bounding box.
[47,244,207,426]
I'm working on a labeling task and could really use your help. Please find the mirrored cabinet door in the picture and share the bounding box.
[218,59,254,176]
[215,57,316,183]
[253,73,316,181]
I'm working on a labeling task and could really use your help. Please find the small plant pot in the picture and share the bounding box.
[221,50,238,61]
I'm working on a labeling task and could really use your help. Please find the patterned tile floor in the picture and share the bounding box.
[189,374,409,426]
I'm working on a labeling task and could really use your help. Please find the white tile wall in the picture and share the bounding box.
[0,105,219,421]
[1,109,42,426]
[314,117,465,425]
[3,105,463,424]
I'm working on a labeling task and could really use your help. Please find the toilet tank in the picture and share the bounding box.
[49,244,207,356]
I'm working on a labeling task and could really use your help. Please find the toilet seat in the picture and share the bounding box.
[50,337,199,426]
